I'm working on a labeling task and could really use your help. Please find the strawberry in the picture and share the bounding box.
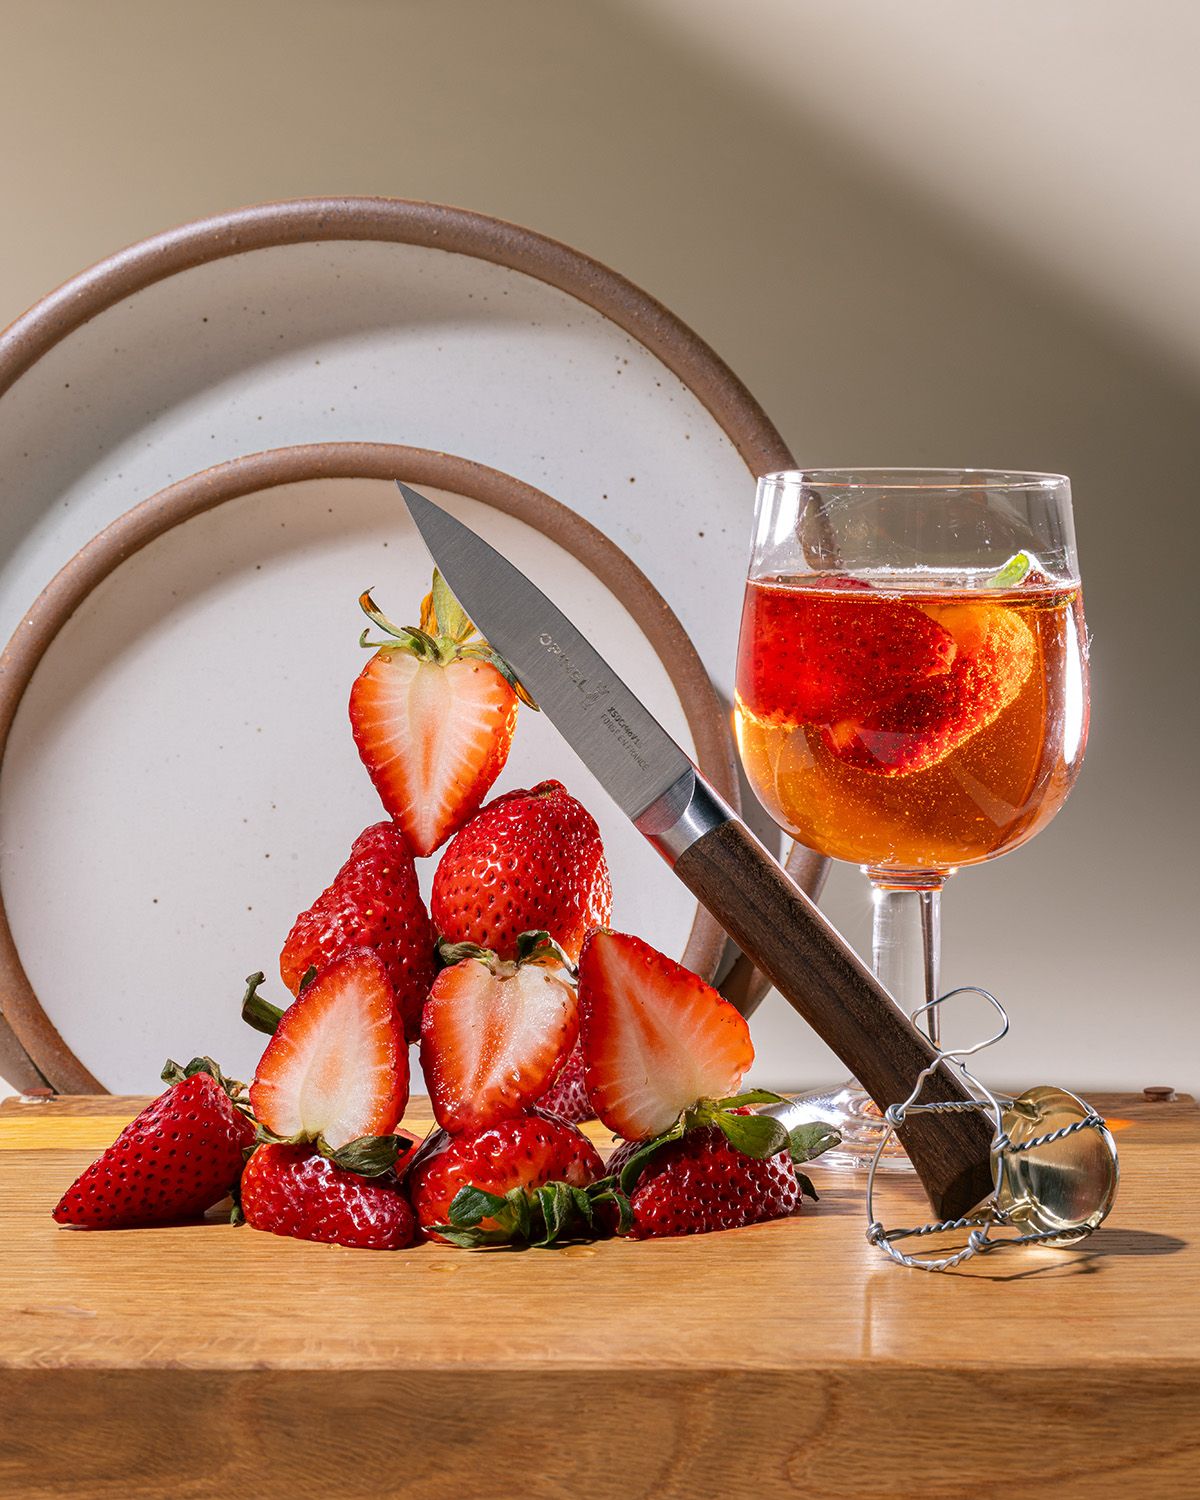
[240,1142,417,1250]
[608,1113,839,1239]
[620,1119,799,1238]
[348,574,522,856]
[828,602,1036,775]
[431,781,612,963]
[409,1114,604,1244]
[739,579,957,726]
[249,948,408,1151]
[52,1058,254,1229]
[578,930,753,1140]
[421,934,579,1134]
[537,1040,594,1125]
[279,821,435,1042]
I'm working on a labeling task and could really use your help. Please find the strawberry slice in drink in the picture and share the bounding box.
[739,578,957,726]
[827,601,1037,775]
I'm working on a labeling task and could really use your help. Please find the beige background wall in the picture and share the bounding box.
[1,0,1196,1092]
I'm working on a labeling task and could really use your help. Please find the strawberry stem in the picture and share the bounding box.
[514,930,576,975]
[241,972,284,1036]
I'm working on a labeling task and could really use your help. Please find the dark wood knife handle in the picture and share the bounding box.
[673,818,995,1220]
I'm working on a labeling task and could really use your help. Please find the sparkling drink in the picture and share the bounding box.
[734,571,1089,873]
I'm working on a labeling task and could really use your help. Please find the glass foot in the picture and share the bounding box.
[784,1080,914,1172]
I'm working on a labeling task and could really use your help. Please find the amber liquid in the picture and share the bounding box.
[735,573,1089,871]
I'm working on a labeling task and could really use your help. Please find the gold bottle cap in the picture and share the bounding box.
[994,1086,1119,1245]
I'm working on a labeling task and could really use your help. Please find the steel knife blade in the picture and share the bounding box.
[396,480,995,1219]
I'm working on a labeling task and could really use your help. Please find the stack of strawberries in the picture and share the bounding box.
[53,574,835,1251]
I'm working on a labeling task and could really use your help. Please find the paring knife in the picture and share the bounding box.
[396,482,994,1220]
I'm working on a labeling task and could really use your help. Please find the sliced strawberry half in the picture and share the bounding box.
[249,948,408,1151]
[349,575,522,857]
[420,936,579,1134]
[280,821,435,1042]
[577,930,754,1140]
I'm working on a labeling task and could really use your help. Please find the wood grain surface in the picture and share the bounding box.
[0,1092,1196,1500]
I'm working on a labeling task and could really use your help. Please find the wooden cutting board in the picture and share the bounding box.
[1,1092,1196,1499]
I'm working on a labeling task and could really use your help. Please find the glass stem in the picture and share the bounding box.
[868,878,944,1047]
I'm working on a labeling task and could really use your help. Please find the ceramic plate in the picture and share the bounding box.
[0,199,826,1093]
[0,452,734,1092]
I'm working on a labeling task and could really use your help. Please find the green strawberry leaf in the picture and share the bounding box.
[321,1134,415,1177]
[241,972,285,1036]
[448,1185,510,1226]
[796,1171,819,1202]
[297,965,319,993]
[717,1089,787,1109]
[429,1224,515,1248]
[357,589,433,653]
[162,1055,248,1102]
[987,551,1037,588]
[430,569,476,644]
[590,1184,633,1236]
[713,1110,789,1160]
[787,1122,842,1165]
[531,1182,576,1248]
[617,1116,686,1194]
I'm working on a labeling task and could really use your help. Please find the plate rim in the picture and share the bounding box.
[0,195,793,479]
[0,442,739,1092]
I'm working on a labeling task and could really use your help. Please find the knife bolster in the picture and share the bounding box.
[635,768,736,864]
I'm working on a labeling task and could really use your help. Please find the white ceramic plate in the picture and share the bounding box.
[0,472,720,1092]
[0,200,824,1095]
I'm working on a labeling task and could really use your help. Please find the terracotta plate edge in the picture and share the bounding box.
[0,196,794,480]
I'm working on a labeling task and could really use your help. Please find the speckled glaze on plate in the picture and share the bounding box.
[0,198,826,1091]
[0,448,740,1092]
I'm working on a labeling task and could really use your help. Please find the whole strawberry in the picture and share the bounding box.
[52,1059,254,1229]
[621,1119,799,1239]
[409,1114,604,1244]
[240,1142,417,1250]
[280,821,435,1041]
[349,575,522,856]
[431,781,611,963]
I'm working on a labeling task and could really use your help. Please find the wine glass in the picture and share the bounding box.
[734,469,1089,1168]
